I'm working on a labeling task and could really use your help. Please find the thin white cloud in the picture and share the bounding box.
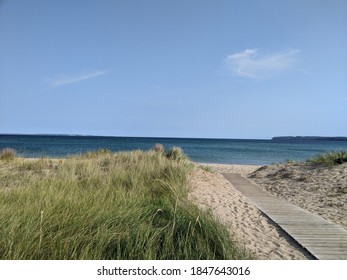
[44,70,107,88]
[225,49,300,79]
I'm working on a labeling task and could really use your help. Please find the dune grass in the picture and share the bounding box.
[0,148,16,161]
[307,150,347,167]
[0,148,249,260]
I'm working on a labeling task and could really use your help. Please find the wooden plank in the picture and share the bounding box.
[310,248,347,253]
[222,173,347,260]
[290,228,347,232]
[296,243,347,247]
[294,236,347,240]
[282,225,345,230]
[285,231,347,236]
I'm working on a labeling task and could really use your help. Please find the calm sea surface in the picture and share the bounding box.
[1,134,347,165]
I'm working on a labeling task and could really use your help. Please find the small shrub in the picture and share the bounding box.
[166,147,187,160]
[153,143,164,153]
[0,148,16,160]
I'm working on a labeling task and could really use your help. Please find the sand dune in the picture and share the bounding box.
[248,162,347,229]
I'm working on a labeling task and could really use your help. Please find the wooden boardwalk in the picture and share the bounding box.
[222,173,347,260]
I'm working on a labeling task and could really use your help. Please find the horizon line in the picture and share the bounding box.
[1,133,347,140]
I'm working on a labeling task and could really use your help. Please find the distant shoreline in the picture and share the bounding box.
[1,133,347,141]
[272,136,347,141]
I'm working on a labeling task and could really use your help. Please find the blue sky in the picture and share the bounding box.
[1,0,346,139]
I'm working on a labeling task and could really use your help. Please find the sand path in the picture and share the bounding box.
[189,164,312,260]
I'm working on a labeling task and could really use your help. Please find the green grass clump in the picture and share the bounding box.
[199,165,213,172]
[0,150,248,260]
[79,148,111,159]
[166,147,187,161]
[0,148,16,161]
[307,151,347,167]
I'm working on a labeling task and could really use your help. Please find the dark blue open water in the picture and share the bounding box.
[1,134,347,165]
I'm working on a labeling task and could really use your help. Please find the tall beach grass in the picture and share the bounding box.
[307,150,347,167]
[0,148,249,260]
[0,148,16,161]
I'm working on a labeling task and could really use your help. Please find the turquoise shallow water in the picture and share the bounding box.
[1,134,347,165]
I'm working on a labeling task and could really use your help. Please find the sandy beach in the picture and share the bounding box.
[188,162,347,260]
[248,162,347,229]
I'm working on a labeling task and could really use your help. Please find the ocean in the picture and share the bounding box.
[1,134,347,165]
